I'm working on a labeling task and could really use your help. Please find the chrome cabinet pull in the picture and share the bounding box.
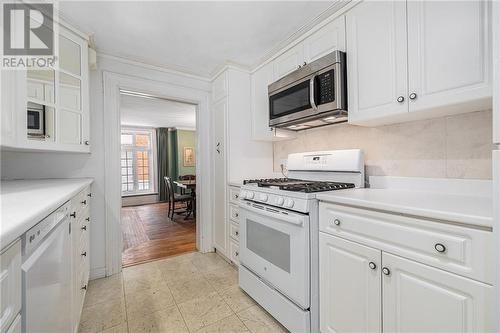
[81,226,87,231]
[81,285,87,290]
[81,251,87,257]
[382,267,391,276]
[409,92,417,100]
[397,96,405,103]
[86,217,90,222]
[434,243,446,253]
[333,219,341,226]
[235,231,239,236]
[70,212,76,218]
[368,262,377,270]
[81,200,87,205]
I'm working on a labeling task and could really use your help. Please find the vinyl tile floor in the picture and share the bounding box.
[78,252,289,333]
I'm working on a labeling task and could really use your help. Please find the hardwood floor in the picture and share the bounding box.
[121,202,196,267]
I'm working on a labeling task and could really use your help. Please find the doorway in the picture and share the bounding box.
[119,90,198,267]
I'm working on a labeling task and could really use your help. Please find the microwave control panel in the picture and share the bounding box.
[317,69,335,104]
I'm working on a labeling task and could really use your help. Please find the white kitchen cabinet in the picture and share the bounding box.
[304,16,346,63]
[319,233,381,333]
[273,44,304,81]
[406,1,491,115]
[383,252,492,333]
[346,1,408,123]
[212,98,228,256]
[250,63,297,141]
[0,22,90,152]
[348,0,491,126]
[0,241,21,333]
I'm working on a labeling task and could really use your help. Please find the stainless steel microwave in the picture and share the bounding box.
[268,50,347,130]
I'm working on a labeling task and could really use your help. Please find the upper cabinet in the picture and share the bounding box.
[250,15,346,141]
[347,0,492,126]
[1,23,90,153]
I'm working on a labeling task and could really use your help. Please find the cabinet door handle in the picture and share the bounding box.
[235,231,239,236]
[86,217,90,222]
[382,267,391,276]
[397,96,405,103]
[434,243,446,253]
[81,226,87,231]
[81,285,87,290]
[70,212,76,218]
[368,262,377,270]
[235,213,239,218]
[81,200,87,205]
[332,219,341,226]
[409,92,417,100]
[84,141,90,145]
[235,251,239,257]
[81,251,87,257]
[87,193,92,197]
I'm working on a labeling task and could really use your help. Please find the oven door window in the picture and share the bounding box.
[247,219,290,273]
[269,80,310,119]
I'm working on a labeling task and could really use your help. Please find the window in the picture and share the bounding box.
[121,128,156,195]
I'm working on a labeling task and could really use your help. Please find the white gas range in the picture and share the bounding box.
[238,149,364,333]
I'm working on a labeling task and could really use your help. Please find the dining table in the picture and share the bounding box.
[173,179,196,217]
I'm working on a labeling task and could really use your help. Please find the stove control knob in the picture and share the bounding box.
[275,197,285,206]
[284,199,295,208]
[239,190,247,199]
[247,191,254,199]
[259,193,268,202]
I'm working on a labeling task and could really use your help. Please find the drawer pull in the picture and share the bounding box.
[235,213,239,218]
[81,285,87,290]
[86,217,90,222]
[235,251,239,257]
[81,200,87,205]
[81,251,87,257]
[70,211,76,218]
[235,194,239,199]
[382,267,391,276]
[333,219,341,226]
[87,193,92,197]
[434,243,446,253]
[81,226,87,231]
[235,231,239,236]
[368,262,377,270]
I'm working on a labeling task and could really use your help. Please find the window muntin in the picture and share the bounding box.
[120,129,155,195]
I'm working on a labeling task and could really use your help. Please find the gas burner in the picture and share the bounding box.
[242,178,355,193]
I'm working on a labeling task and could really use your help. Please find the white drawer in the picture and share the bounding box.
[229,204,240,222]
[229,222,240,241]
[5,314,20,333]
[229,240,240,266]
[228,186,241,204]
[319,202,494,284]
[0,241,21,333]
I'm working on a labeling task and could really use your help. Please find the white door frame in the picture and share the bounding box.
[103,71,213,276]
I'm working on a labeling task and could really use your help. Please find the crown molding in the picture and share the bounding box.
[250,0,353,73]
[210,62,251,82]
[97,52,212,82]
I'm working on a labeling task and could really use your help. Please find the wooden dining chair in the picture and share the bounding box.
[164,176,193,220]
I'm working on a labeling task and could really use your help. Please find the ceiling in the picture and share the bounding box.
[59,1,334,77]
[120,94,197,130]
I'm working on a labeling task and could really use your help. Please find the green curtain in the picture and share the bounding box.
[157,127,179,201]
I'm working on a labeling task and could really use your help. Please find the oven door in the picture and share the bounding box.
[239,200,310,309]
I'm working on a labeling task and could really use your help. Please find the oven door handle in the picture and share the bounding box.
[309,75,318,110]
[239,202,305,227]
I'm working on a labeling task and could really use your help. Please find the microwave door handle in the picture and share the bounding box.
[310,75,318,110]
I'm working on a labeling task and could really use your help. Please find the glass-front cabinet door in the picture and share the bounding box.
[24,24,89,151]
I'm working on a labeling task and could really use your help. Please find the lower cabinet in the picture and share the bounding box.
[226,185,241,266]
[69,186,91,333]
[319,232,493,333]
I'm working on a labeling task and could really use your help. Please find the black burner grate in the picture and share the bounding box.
[243,178,355,193]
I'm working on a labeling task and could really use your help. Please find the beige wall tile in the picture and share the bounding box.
[274,110,492,180]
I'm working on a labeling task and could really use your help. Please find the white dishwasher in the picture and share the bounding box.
[21,202,72,333]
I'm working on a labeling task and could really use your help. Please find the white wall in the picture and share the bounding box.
[1,55,211,279]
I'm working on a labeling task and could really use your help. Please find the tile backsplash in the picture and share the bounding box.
[273,110,493,179]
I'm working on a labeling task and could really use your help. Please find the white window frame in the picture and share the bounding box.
[120,127,157,196]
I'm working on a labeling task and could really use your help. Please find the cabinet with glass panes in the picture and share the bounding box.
[1,22,90,152]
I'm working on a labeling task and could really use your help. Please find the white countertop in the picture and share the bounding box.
[1,178,93,248]
[316,188,493,228]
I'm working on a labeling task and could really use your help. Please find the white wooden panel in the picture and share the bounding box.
[27,81,44,100]
[383,252,493,333]
[273,44,304,80]
[229,204,239,222]
[5,314,20,333]
[304,15,346,62]
[319,233,381,333]
[0,241,21,333]
[229,222,239,241]
[228,186,240,204]
[229,239,239,266]
[407,1,491,114]
[213,98,227,255]
[212,72,227,102]
[319,202,493,284]
[251,63,275,140]
[346,1,408,123]
[59,109,81,144]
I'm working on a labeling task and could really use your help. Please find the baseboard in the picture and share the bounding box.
[90,267,107,280]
